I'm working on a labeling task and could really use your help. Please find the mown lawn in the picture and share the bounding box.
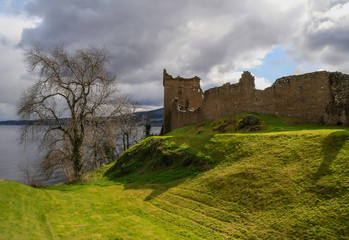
[1,113,348,239]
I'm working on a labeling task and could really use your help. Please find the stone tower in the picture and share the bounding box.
[162,69,203,134]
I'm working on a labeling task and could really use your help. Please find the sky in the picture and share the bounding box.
[0,0,349,120]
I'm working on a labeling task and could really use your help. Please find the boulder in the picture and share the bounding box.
[237,115,260,130]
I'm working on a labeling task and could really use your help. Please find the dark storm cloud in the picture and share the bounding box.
[309,27,349,51]
[18,0,349,107]
[21,1,186,79]
[21,0,299,79]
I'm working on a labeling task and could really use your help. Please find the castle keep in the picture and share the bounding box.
[162,69,349,134]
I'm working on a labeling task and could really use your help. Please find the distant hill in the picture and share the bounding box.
[0,120,34,125]
[135,108,163,127]
[0,108,164,127]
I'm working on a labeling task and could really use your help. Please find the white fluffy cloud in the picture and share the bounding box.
[0,14,41,120]
[205,69,272,90]
[292,0,349,72]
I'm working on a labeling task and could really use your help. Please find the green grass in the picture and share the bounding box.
[0,113,348,239]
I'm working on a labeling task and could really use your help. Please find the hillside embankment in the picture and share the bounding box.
[0,113,348,239]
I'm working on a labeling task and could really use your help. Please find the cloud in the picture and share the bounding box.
[204,69,272,90]
[0,0,343,120]
[120,81,163,107]
[0,13,41,120]
[254,77,272,90]
[17,0,310,111]
[292,0,349,72]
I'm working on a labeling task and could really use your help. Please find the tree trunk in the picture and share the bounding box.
[123,134,126,151]
[72,137,83,178]
[94,143,98,168]
[126,133,130,150]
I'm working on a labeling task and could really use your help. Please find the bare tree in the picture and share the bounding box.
[17,44,131,179]
[116,102,143,152]
[18,159,43,187]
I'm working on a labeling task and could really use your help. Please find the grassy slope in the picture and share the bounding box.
[0,113,348,239]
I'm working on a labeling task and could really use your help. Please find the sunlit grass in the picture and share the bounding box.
[0,113,348,239]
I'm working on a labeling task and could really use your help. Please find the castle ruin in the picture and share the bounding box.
[162,69,349,134]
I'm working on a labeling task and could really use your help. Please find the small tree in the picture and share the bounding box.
[18,159,43,187]
[144,121,151,137]
[143,112,153,138]
[116,102,141,152]
[17,44,131,179]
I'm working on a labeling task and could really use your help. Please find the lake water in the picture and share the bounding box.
[0,125,65,185]
[0,125,162,185]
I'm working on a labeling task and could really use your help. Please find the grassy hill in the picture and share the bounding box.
[0,113,348,239]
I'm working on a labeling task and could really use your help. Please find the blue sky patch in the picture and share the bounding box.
[0,0,26,15]
[246,46,297,83]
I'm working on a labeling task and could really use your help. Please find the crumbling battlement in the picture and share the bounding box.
[162,70,349,134]
[162,69,203,134]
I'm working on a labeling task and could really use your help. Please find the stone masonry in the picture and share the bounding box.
[162,69,349,134]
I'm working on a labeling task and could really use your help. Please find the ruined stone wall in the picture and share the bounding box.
[324,72,349,125]
[163,69,203,134]
[163,70,349,134]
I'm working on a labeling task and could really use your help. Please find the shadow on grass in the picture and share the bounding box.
[312,130,349,198]
[103,135,215,201]
[315,131,349,180]
[105,167,202,201]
